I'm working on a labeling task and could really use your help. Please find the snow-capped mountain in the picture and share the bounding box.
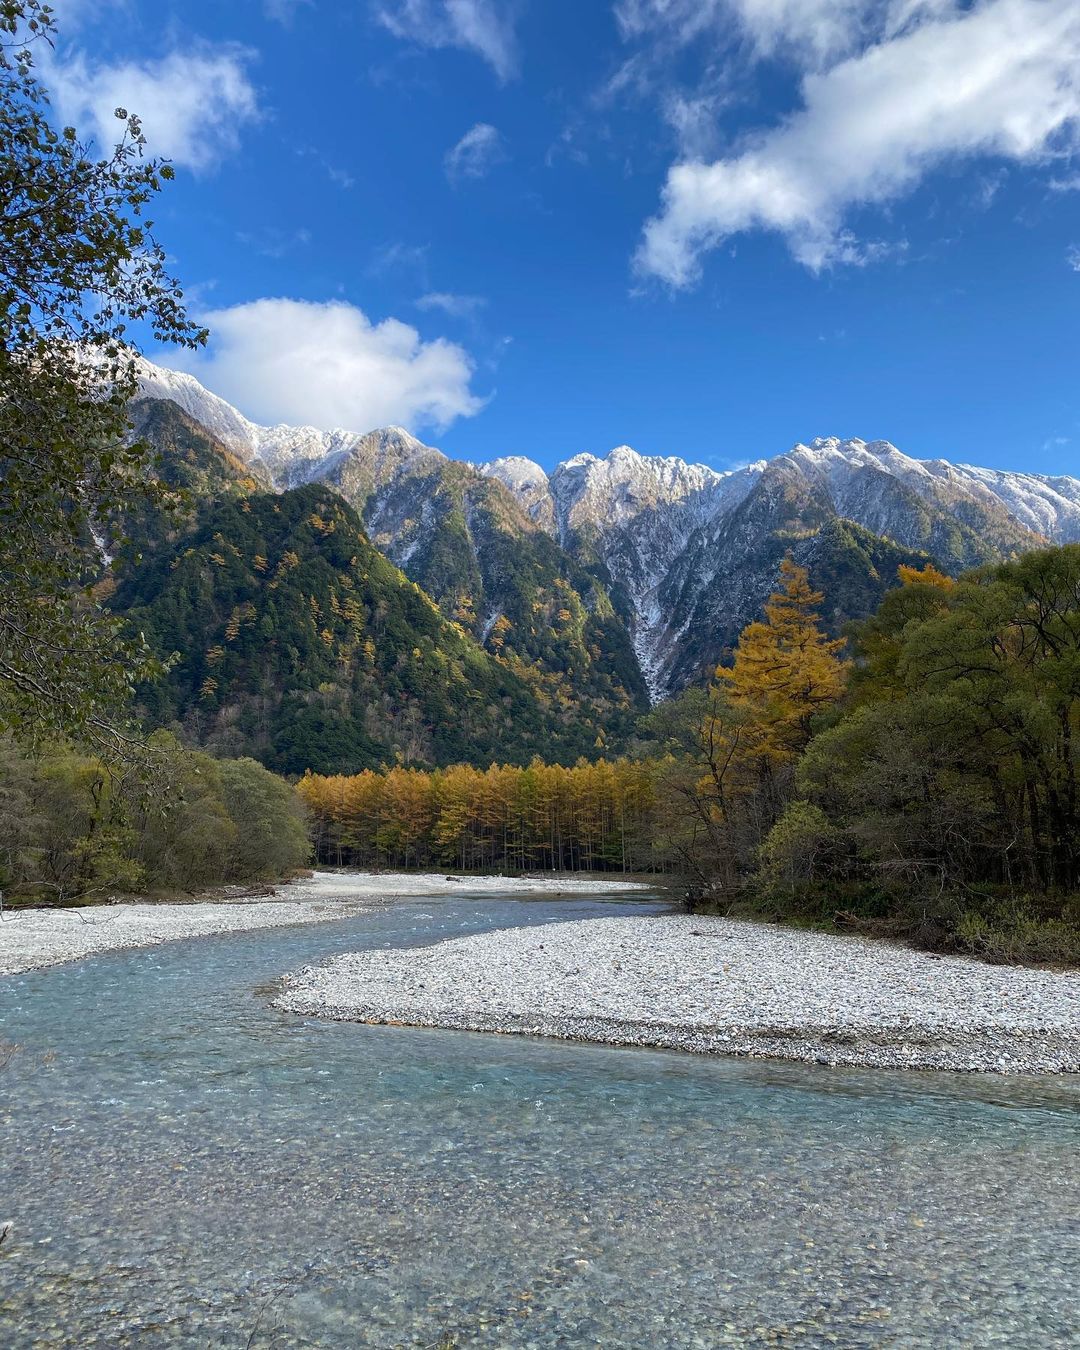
[134,357,373,488]
[481,435,1080,695]
[782,438,1078,555]
[484,446,764,694]
[134,358,1080,700]
[482,456,555,532]
[134,359,257,454]
[132,360,650,725]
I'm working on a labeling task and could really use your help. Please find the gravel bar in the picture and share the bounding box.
[0,871,647,977]
[278,913,1080,1073]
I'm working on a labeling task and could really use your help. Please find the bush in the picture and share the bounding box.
[124,737,239,891]
[757,801,841,892]
[723,877,1080,968]
[952,895,1080,967]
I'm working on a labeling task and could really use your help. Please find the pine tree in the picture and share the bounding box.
[717,558,850,761]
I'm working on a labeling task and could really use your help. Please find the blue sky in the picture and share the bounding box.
[44,0,1080,474]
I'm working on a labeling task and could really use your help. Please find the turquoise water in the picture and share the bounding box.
[0,890,1077,1348]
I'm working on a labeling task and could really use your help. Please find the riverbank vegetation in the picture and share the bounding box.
[0,1,204,754]
[0,3,313,903]
[301,551,1080,966]
[1,4,1078,964]
[647,553,1080,966]
[0,734,309,905]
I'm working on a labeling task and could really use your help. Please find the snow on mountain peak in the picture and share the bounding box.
[381,425,425,446]
[134,358,1080,552]
[559,451,600,472]
[482,455,549,491]
[133,356,258,456]
[481,456,555,529]
[131,356,1080,704]
[134,357,442,490]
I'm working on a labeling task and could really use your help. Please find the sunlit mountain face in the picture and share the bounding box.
[134,360,1080,699]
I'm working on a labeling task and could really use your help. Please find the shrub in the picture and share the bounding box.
[216,757,311,882]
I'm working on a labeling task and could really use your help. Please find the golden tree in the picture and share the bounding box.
[717,558,850,763]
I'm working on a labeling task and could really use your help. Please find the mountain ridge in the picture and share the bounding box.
[134,357,1080,699]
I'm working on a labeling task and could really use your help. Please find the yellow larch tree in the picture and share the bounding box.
[717,557,850,763]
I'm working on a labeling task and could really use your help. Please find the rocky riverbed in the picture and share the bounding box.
[0,871,647,977]
[278,913,1080,1073]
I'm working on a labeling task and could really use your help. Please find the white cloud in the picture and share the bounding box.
[416,292,487,317]
[444,122,506,182]
[1068,245,1080,272]
[614,0,858,67]
[48,0,128,28]
[614,0,958,68]
[662,91,727,159]
[377,0,520,82]
[45,43,259,171]
[613,0,714,41]
[177,298,486,433]
[636,0,1080,286]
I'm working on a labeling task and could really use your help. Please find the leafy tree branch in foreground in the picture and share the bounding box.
[0,0,204,752]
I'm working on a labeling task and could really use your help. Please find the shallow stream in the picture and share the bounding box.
[1,886,1077,1347]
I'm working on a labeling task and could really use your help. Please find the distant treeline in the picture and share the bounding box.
[298,759,664,873]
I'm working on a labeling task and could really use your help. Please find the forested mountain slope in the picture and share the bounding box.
[108,485,623,774]
[487,439,1057,693]
[133,369,648,728]
[661,515,940,690]
[115,398,270,557]
[324,449,648,724]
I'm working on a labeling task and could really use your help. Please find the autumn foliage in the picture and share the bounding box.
[299,559,854,883]
[299,758,662,873]
[716,558,850,761]
[643,559,851,892]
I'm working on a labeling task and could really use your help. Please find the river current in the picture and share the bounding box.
[0,887,1077,1347]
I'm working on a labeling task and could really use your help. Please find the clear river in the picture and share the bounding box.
[1,887,1077,1348]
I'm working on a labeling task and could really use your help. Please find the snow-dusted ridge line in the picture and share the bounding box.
[135,357,1080,548]
[134,358,432,490]
[134,357,1080,700]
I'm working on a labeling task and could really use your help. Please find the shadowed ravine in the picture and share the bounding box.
[1,889,1077,1348]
